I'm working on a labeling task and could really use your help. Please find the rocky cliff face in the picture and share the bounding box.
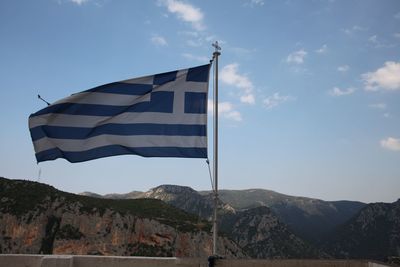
[140,185,216,220]
[87,185,365,245]
[220,206,323,259]
[0,178,245,258]
[324,199,400,261]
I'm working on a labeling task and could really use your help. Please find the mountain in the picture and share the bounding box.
[83,185,235,220]
[82,186,366,245]
[0,177,244,258]
[220,206,324,259]
[324,199,400,261]
[109,185,324,258]
[140,185,215,219]
[208,189,366,244]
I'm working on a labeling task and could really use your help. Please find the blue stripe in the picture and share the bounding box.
[30,123,206,141]
[185,92,207,114]
[36,146,207,163]
[84,82,153,95]
[153,71,178,85]
[30,91,174,117]
[186,64,210,82]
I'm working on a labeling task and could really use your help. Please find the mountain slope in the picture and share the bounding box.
[324,199,400,261]
[82,185,366,245]
[220,206,324,259]
[140,185,215,219]
[119,185,324,258]
[211,189,366,243]
[0,177,244,257]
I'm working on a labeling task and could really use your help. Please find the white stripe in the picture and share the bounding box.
[152,80,207,93]
[51,81,207,106]
[34,135,207,153]
[29,112,207,128]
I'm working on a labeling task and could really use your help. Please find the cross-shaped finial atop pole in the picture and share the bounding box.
[212,41,221,55]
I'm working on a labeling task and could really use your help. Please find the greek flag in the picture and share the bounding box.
[29,64,210,163]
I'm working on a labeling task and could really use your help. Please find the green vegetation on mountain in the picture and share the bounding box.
[324,199,400,261]
[212,189,366,244]
[0,177,209,233]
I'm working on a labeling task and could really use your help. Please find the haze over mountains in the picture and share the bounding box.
[1,177,399,261]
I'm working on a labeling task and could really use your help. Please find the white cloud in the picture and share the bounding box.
[220,63,255,104]
[150,35,168,46]
[286,49,307,64]
[368,35,378,43]
[362,61,400,91]
[70,0,89,4]
[368,35,394,48]
[245,0,265,7]
[381,137,400,151]
[337,65,350,72]
[263,92,293,109]
[240,94,255,105]
[329,87,356,96]
[369,103,386,109]
[315,44,328,54]
[394,33,400,39]
[343,25,367,35]
[208,100,242,121]
[394,12,400,19]
[160,0,205,31]
[182,53,209,63]
[178,31,216,47]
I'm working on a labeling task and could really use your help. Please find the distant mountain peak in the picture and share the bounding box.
[148,184,198,195]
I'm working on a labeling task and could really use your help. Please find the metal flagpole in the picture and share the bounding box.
[212,41,221,256]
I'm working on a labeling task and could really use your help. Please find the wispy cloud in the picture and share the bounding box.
[263,92,294,109]
[69,0,89,5]
[381,137,400,151]
[160,0,205,31]
[369,103,387,109]
[343,25,367,35]
[208,100,242,121]
[182,53,209,63]
[337,65,350,72]
[286,49,307,64]
[362,61,400,91]
[244,0,265,7]
[329,87,356,96]
[220,63,255,104]
[178,31,217,48]
[150,34,168,46]
[394,12,400,19]
[368,35,394,48]
[394,33,400,39]
[315,44,328,54]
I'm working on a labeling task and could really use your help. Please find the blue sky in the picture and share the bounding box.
[1,0,399,203]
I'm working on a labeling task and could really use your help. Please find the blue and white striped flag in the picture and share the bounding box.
[29,64,211,163]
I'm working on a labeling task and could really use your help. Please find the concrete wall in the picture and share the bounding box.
[0,255,208,267]
[215,259,376,267]
[0,255,394,267]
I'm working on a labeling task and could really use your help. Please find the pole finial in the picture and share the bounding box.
[212,41,221,56]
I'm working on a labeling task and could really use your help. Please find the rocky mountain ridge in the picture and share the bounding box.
[2,178,399,261]
[0,177,244,258]
[82,185,366,244]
